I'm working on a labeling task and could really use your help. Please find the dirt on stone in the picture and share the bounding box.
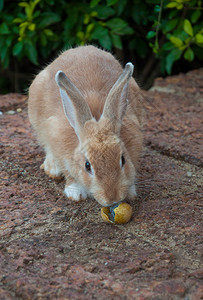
[0,69,202,299]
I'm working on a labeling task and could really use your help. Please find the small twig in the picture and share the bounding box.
[181,5,189,21]
[189,7,203,10]
[140,35,165,84]
[155,0,164,50]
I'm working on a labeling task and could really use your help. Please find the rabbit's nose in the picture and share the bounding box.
[105,189,119,203]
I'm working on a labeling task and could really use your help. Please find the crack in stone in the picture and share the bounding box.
[146,142,203,168]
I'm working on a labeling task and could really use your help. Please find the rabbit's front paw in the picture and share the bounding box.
[64,183,88,201]
[41,153,62,180]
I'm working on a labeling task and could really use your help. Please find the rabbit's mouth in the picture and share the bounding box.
[102,200,123,207]
[92,183,129,207]
[95,196,124,207]
[94,188,129,207]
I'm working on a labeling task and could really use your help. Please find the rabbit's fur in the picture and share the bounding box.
[28,45,143,206]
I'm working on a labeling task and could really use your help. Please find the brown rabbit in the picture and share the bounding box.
[28,45,143,206]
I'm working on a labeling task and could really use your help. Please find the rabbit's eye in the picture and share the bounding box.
[85,160,92,173]
[121,155,125,167]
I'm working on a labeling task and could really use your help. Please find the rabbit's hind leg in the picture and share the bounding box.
[40,150,63,181]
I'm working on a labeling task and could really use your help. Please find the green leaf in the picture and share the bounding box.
[132,3,147,25]
[2,53,9,69]
[40,33,47,46]
[117,0,127,15]
[106,18,122,29]
[38,12,61,28]
[107,0,118,5]
[162,41,173,51]
[77,31,85,40]
[197,0,201,6]
[18,2,29,7]
[25,5,32,19]
[167,2,178,8]
[28,23,36,31]
[176,4,183,10]
[45,0,54,4]
[47,32,58,42]
[117,25,134,35]
[169,36,183,48]
[146,31,156,39]
[5,35,13,47]
[12,42,23,56]
[91,24,107,40]
[166,48,182,74]
[184,48,194,61]
[193,44,203,60]
[147,0,162,3]
[195,33,203,45]
[0,43,9,67]
[96,6,115,19]
[106,18,133,35]
[169,9,178,19]
[0,36,4,49]
[191,10,201,23]
[183,19,193,36]
[99,30,112,50]
[91,24,112,49]
[64,7,79,29]
[184,37,191,45]
[13,18,23,24]
[90,11,98,17]
[111,33,122,49]
[19,21,29,28]
[19,24,27,38]
[43,29,54,36]
[163,18,178,33]
[90,0,100,8]
[33,0,41,7]
[86,23,95,34]
[33,10,41,18]
[0,0,4,11]
[84,14,90,25]
[173,29,188,41]
[0,45,8,61]
[154,5,160,13]
[25,42,38,65]
[0,22,10,34]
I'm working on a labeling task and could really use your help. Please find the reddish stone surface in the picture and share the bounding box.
[144,69,203,167]
[0,69,202,299]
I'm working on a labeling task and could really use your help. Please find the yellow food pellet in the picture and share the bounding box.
[101,202,132,225]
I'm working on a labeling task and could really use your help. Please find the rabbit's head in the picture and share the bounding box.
[55,63,136,206]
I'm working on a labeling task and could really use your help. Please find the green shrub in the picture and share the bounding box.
[0,0,202,91]
[148,0,203,74]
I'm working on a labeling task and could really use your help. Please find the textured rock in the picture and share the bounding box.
[146,69,203,167]
[0,69,202,299]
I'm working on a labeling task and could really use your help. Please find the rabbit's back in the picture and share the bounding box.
[51,46,123,96]
[28,46,125,124]
[28,45,143,165]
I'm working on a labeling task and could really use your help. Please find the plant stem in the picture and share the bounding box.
[140,35,165,86]
[155,0,164,50]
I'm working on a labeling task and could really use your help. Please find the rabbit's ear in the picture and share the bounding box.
[55,71,93,138]
[101,63,134,133]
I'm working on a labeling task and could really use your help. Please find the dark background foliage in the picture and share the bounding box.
[0,0,202,93]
